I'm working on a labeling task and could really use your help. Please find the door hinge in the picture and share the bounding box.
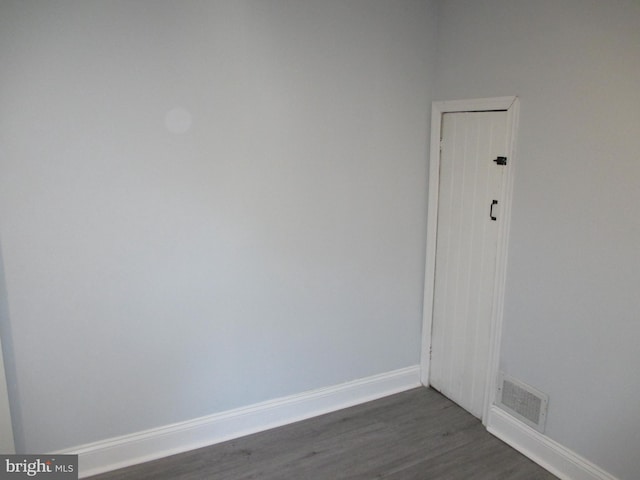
[493,156,507,165]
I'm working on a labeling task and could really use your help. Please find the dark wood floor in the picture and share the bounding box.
[88,387,557,480]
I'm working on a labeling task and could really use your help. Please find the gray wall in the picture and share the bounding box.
[2,1,638,477]
[0,0,436,452]
[434,1,640,478]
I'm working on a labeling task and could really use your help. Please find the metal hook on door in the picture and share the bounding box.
[490,200,498,221]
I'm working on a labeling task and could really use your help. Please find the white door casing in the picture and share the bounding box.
[421,97,519,424]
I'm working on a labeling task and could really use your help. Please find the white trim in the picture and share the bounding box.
[57,366,421,479]
[487,406,619,480]
[419,102,443,386]
[419,96,519,424]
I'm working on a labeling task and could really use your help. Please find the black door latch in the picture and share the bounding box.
[493,156,507,165]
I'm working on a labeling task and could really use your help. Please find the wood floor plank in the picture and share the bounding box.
[88,387,557,480]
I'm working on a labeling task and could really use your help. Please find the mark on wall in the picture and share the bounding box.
[164,108,192,134]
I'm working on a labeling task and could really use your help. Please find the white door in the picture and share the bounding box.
[0,338,14,453]
[429,111,509,419]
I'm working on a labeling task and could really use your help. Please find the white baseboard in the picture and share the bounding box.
[58,366,421,478]
[486,406,618,480]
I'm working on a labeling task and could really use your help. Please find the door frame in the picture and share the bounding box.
[420,96,519,424]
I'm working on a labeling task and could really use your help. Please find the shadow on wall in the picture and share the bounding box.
[0,241,23,452]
